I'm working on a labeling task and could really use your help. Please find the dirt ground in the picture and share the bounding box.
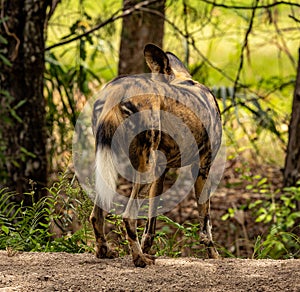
[0,251,299,292]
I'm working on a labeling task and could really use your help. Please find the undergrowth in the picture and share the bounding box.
[250,183,300,259]
[0,173,94,254]
[222,174,300,259]
[1,172,299,259]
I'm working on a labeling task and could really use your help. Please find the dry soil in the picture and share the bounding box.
[0,251,299,291]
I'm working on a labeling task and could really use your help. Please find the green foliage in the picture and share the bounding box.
[250,183,300,259]
[0,29,36,184]
[0,22,11,67]
[44,0,299,172]
[44,0,117,173]
[0,174,94,254]
[0,174,205,258]
[44,51,87,170]
[105,212,129,256]
[153,215,205,257]
[48,173,93,233]
[0,30,12,182]
[104,211,208,258]
[0,188,55,252]
[222,175,300,259]
[92,213,206,258]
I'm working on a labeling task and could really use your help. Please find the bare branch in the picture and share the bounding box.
[45,0,161,51]
[221,79,294,115]
[139,6,237,83]
[198,0,300,9]
[232,0,259,103]
[289,14,300,23]
[142,4,284,106]
[48,0,61,20]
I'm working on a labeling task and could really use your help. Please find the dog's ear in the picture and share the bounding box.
[144,44,172,75]
[166,52,191,79]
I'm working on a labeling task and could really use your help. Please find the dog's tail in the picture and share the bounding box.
[94,107,123,211]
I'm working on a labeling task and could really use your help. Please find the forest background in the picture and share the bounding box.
[0,0,299,259]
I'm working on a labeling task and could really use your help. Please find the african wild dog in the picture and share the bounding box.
[90,44,222,267]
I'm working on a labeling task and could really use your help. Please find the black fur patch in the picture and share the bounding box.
[124,220,137,241]
[120,101,139,116]
[96,121,113,149]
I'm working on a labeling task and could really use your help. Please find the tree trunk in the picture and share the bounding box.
[283,48,300,227]
[118,0,165,75]
[284,48,300,187]
[0,0,49,204]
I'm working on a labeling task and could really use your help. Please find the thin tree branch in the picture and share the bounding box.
[289,14,300,23]
[139,6,238,84]
[199,0,300,9]
[232,0,259,103]
[221,79,294,115]
[45,0,61,27]
[45,0,161,51]
[142,3,288,107]
[183,1,189,66]
[273,19,296,66]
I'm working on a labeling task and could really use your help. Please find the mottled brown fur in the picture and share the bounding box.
[90,44,222,267]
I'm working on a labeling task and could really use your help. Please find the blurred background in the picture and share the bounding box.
[0,0,299,259]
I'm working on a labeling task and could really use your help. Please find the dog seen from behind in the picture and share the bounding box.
[90,44,222,267]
